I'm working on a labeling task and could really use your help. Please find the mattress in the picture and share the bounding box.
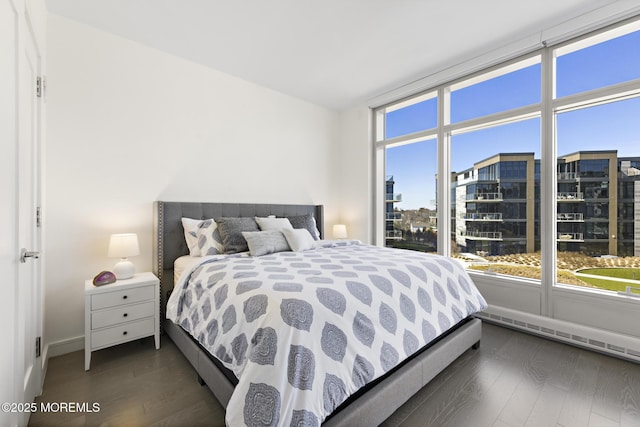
[174,255,205,284]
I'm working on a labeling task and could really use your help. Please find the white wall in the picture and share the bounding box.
[45,15,340,348]
[336,105,372,243]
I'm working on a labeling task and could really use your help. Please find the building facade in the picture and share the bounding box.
[618,158,640,256]
[453,151,640,257]
[385,176,403,242]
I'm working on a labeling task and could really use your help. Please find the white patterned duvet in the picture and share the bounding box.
[166,241,487,426]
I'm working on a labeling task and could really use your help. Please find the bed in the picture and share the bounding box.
[153,201,486,426]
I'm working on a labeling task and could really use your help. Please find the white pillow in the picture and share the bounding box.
[242,230,290,257]
[255,216,294,232]
[196,219,224,256]
[181,217,204,256]
[282,228,315,252]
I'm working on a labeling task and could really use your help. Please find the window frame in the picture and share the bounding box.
[373,17,640,322]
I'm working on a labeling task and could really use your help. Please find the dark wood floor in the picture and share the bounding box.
[29,323,640,427]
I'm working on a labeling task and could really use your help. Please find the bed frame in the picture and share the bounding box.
[153,201,482,426]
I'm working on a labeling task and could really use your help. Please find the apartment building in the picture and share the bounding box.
[454,150,640,257]
[385,176,403,241]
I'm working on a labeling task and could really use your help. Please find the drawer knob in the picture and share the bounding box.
[122,295,128,300]
[123,331,128,336]
[123,313,128,317]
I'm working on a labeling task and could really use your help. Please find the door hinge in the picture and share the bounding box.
[36,336,41,358]
[36,207,41,227]
[36,76,42,98]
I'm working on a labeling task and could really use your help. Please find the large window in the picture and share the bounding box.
[556,96,640,291]
[449,59,540,123]
[553,24,640,293]
[555,21,640,98]
[451,118,540,280]
[384,138,438,252]
[384,93,437,139]
[374,18,640,299]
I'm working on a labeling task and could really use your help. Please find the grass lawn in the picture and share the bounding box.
[578,268,640,280]
[575,276,633,292]
[576,268,640,292]
[468,264,640,292]
[464,252,640,293]
[468,264,592,287]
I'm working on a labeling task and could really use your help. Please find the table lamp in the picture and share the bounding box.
[108,233,139,279]
[333,224,348,239]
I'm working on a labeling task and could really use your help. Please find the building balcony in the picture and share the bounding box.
[464,213,503,221]
[386,212,402,221]
[557,213,584,222]
[557,232,584,242]
[557,192,584,201]
[462,231,503,240]
[386,230,403,240]
[386,193,402,202]
[468,192,503,202]
[558,172,577,180]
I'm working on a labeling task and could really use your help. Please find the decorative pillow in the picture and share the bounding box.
[216,217,260,254]
[282,228,316,252]
[255,216,294,232]
[242,230,290,257]
[196,219,224,256]
[181,217,207,256]
[287,214,321,240]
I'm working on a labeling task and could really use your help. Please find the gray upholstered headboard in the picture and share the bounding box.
[152,201,324,321]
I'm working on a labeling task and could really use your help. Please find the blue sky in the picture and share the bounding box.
[386,28,640,210]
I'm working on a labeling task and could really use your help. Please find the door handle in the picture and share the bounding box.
[20,248,40,263]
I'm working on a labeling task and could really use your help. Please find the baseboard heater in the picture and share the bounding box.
[476,305,640,363]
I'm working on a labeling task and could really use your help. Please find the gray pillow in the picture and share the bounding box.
[215,217,260,254]
[242,230,290,256]
[287,214,320,240]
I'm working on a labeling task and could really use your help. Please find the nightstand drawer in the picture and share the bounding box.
[91,301,155,329]
[91,285,154,310]
[91,317,155,349]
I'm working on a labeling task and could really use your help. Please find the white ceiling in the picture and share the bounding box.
[46,0,619,110]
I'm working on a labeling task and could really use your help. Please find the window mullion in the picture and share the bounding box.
[437,87,450,256]
[553,77,640,114]
[540,46,556,317]
[374,109,386,246]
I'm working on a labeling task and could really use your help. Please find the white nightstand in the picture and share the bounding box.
[84,272,160,370]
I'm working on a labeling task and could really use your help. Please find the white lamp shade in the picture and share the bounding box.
[333,224,348,239]
[108,233,139,280]
[108,233,140,258]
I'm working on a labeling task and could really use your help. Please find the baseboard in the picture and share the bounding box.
[44,335,84,360]
[477,305,640,363]
[41,344,49,390]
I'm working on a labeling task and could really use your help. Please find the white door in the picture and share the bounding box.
[0,0,20,423]
[16,13,43,427]
[0,1,43,425]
